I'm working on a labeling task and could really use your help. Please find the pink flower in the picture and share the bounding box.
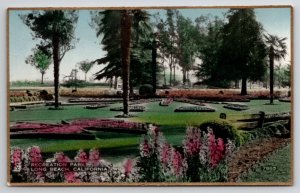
[27,146,44,177]
[54,152,70,163]
[208,131,225,168]
[89,149,101,166]
[75,150,88,165]
[28,146,43,163]
[172,150,183,176]
[64,171,81,183]
[123,159,133,177]
[11,148,22,166]
[184,128,201,155]
[161,142,171,167]
[140,138,151,157]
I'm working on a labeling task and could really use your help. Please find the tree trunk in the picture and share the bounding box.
[85,73,87,82]
[41,72,44,84]
[173,62,176,85]
[121,10,132,116]
[235,80,239,89]
[163,66,167,86]
[129,78,134,96]
[109,78,113,88]
[114,76,118,89]
[152,35,157,95]
[269,48,274,104]
[182,68,186,85]
[52,35,60,108]
[169,57,172,86]
[241,77,247,95]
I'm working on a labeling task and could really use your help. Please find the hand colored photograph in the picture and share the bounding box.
[7,6,293,186]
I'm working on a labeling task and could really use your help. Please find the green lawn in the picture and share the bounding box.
[241,144,291,182]
[10,99,290,162]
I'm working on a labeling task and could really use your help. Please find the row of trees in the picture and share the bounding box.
[21,8,289,113]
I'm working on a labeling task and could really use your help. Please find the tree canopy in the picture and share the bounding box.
[25,47,52,84]
[22,10,79,108]
[219,9,267,94]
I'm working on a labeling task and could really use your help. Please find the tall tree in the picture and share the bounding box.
[165,10,178,86]
[90,10,122,82]
[176,14,198,85]
[220,9,267,95]
[121,10,132,116]
[22,10,78,108]
[25,47,52,84]
[78,60,94,81]
[91,10,152,88]
[195,17,226,87]
[264,34,287,104]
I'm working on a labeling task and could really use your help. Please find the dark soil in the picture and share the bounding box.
[228,137,291,182]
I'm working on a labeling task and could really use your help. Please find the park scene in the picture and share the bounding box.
[8,7,292,184]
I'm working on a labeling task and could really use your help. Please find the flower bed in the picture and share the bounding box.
[129,98,161,105]
[174,106,215,112]
[110,106,145,112]
[223,104,249,111]
[68,98,122,103]
[158,89,285,101]
[279,97,291,102]
[174,98,205,106]
[10,127,234,183]
[85,104,109,109]
[71,119,148,134]
[10,96,41,103]
[10,119,149,139]
[159,98,173,106]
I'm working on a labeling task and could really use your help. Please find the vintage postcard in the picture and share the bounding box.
[7,6,293,186]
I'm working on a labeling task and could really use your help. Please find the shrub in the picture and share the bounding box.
[39,90,48,96]
[199,121,244,147]
[139,84,153,97]
[247,123,290,140]
[10,97,16,103]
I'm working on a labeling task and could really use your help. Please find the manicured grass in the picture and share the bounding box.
[241,144,291,182]
[9,104,120,123]
[10,136,140,163]
[9,99,290,162]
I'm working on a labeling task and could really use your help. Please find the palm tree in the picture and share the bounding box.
[264,34,287,104]
[121,10,132,116]
[91,10,153,116]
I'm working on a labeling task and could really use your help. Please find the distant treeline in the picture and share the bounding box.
[10,80,109,88]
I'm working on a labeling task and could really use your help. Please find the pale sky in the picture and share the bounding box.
[9,8,291,82]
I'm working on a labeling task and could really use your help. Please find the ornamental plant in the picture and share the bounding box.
[10,126,235,183]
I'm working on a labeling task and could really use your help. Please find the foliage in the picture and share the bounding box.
[25,48,52,84]
[247,122,290,141]
[78,60,94,81]
[195,17,228,87]
[10,126,235,183]
[264,34,287,103]
[219,9,267,94]
[136,126,235,182]
[139,84,154,97]
[21,10,79,108]
[90,10,153,86]
[199,121,245,147]
[176,13,199,85]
